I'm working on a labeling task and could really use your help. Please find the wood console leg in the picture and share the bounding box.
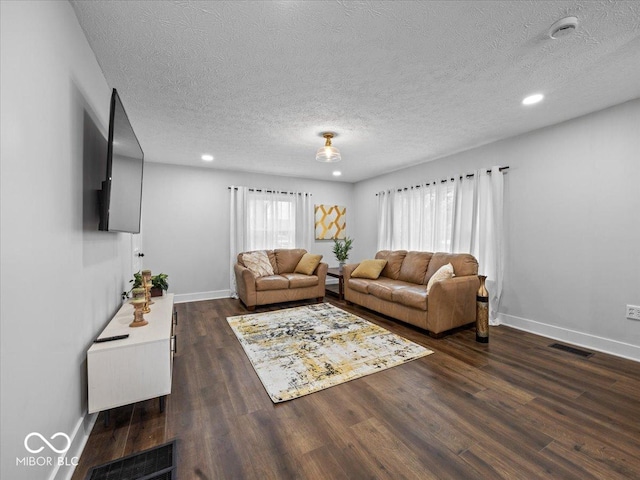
[247,305,255,311]
[159,395,166,413]
[103,410,110,428]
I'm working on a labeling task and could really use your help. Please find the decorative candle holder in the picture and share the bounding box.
[129,298,148,328]
[142,269,152,312]
[476,275,489,343]
[131,287,146,301]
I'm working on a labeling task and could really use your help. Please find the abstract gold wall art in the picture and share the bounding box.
[315,204,346,239]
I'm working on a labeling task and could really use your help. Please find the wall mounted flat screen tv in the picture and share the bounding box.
[99,88,144,233]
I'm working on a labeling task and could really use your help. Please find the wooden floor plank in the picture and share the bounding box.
[539,441,631,480]
[122,398,167,456]
[517,394,640,463]
[289,445,350,480]
[73,404,134,473]
[71,297,640,480]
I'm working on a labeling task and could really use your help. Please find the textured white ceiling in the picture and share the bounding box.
[70,0,640,183]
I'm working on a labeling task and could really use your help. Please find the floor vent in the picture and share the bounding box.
[549,343,593,358]
[86,440,176,480]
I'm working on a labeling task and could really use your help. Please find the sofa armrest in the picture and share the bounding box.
[234,263,257,307]
[342,263,359,282]
[342,263,359,299]
[427,275,480,334]
[314,262,328,287]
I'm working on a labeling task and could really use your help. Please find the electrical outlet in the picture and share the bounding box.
[627,305,640,321]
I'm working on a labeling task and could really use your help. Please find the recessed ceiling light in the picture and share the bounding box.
[332,171,342,177]
[201,154,214,161]
[522,93,544,106]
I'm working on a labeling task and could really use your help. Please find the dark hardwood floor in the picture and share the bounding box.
[72,297,640,479]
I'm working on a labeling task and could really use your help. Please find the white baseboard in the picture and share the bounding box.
[174,290,231,304]
[498,313,640,362]
[50,412,98,480]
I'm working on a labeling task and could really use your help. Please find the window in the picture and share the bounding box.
[377,167,505,323]
[385,181,456,252]
[229,186,313,297]
[246,192,296,250]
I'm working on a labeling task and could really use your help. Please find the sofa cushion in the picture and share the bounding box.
[375,250,407,279]
[392,285,428,310]
[242,251,275,277]
[347,278,371,294]
[425,252,478,283]
[282,273,319,289]
[238,250,277,273]
[398,251,433,284]
[351,259,387,279]
[367,279,408,302]
[294,253,323,275]
[426,263,454,294]
[255,275,289,291]
[275,249,307,274]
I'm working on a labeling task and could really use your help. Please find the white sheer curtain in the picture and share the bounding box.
[377,166,505,323]
[425,181,456,252]
[294,192,313,252]
[478,167,504,323]
[452,167,504,323]
[229,186,313,297]
[378,181,456,252]
[377,189,394,251]
[246,190,296,250]
[229,186,248,298]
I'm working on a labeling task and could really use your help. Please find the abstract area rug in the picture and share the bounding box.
[227,303,433,402]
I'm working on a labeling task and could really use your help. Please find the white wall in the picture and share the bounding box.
[141,163,354,301]
[1,2,133,479]
[353,100,640,360]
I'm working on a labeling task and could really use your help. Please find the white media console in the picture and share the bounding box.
[88,293,176,418]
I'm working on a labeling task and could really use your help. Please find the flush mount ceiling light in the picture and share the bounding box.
[201,154,214,161]
[522,93,544,105]
[332,171,342,177]
[316,132,341,163]
[548,16,578,39]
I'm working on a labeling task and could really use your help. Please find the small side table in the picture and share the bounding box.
[326,267,344,300]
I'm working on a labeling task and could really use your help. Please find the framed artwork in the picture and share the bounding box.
[314,204,346,239]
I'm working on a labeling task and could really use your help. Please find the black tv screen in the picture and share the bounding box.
[99,89,144,233]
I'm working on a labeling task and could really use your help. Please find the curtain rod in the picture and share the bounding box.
[228,186,312,196]
[375,166,509,195]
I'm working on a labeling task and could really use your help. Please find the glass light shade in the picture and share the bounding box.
[316,145,341,163]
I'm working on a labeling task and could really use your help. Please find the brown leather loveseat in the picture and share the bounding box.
[235,249,328,311]
[344,250,479,336]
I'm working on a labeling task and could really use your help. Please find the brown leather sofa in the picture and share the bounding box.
[344,250,479,336]
[234,249,328,311]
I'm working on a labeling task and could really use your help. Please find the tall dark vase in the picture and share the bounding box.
[476,275,489,343]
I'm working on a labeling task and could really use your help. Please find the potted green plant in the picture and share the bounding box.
[122,272,169,300]
[332,236,353,272]
[150,273,169,297]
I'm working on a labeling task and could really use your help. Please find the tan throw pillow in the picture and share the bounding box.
[351,259,388,279]
[426,263,455,294]
[242,251,274,277]
[294,253,323,275]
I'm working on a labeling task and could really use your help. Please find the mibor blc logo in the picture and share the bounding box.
[16,432,78,467]
[24,432,71,454]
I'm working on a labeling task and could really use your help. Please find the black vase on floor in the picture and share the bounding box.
[476,275,489,343]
